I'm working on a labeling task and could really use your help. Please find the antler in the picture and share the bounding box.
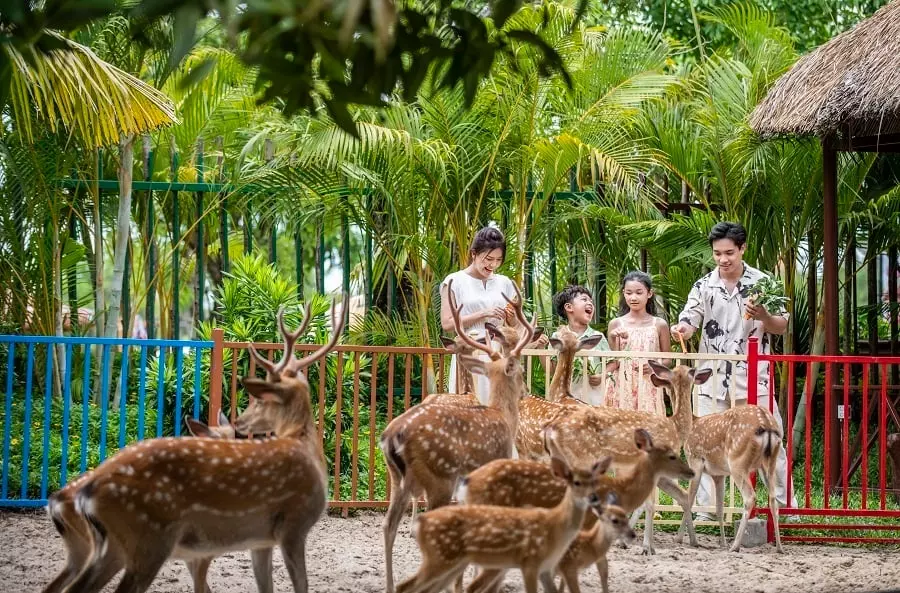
[248,305,312,376]
[446,279,498,360]
[285,294,348,373]
[502,283,537,357]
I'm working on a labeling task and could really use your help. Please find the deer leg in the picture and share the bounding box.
[640,492,656,555]
[42,533,92,593]
[713,475,727,548]
[762,460,784,553]
[673,473,700,547]
[595,557,609,593]
[385,472,418,593]
[465,569,506,593]
[280,531,310,593]
[185,558,212,593]
[559,567,581,593]
[61,547,124,593]
[110,546,171,593]
[730,472,756,553]
[539,571,559,593]
[522,566,541,593]
[251,547,274,593]
[398,559,466,593]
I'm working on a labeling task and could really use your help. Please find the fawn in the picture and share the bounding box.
[42,411,258,593]
[380,280,537,593]
[514,327,601,460]
[458,427,693,591]
[55,298,344,593]
[554,502,635,593]
[647,362,785,552]
[397,453,609,593]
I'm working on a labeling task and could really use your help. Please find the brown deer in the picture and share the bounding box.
[396,452,609,593]
[56,298,345,593]
[542,363,711,554]
[380,279,537,593]
[647,363,785,552]
[457,428,693,592]
[554,501,635,593]
[42,411,271,593]
[514,327,603,460]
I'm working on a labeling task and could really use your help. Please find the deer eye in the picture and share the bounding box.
[573,480,582,487]
[669,455,677,460]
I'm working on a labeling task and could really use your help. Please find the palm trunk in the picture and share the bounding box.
[92,149,105,403]
[53,216,64,398]
[108,135,134,407]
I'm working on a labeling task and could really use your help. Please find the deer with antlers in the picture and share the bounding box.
[540,361,711,554]
[380,279,537,593]
[397,447,609,593]
[456,428,693,593]
[646,363,785,552]
[54,298,345,593]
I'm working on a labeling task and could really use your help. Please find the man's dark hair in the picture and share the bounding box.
[708,221,747,248]
[553,285,592,319]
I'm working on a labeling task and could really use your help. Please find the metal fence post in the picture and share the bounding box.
[209,328,225,426]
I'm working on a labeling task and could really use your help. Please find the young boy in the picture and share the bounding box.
[542,285,610,403]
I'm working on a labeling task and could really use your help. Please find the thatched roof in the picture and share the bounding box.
[750,0,900,139]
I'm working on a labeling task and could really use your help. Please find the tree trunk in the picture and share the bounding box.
[53,215,64,398]
[108,135,134,407]
[792,305,826,458]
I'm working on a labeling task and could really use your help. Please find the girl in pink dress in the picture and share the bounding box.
[604,271,671,415]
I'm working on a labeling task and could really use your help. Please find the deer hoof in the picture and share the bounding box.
[640,546,655,556]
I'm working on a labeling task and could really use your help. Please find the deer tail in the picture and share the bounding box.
[380,429,407,477]
[755,427,781,459]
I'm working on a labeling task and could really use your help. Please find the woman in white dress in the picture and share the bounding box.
[439,226,518,405]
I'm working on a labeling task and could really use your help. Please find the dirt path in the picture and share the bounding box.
[3,510,897,593]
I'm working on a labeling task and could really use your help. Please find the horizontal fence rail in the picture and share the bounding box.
[3,331,899,547]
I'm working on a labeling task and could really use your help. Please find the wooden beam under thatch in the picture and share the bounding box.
[750,0,900,140]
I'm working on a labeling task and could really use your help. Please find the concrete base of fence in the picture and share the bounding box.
[735,517,768,548]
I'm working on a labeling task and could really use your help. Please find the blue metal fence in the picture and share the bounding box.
[0,335,213,508]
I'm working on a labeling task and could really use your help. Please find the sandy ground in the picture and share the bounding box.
[2,509,898,593]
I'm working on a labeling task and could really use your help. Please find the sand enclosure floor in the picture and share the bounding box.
[3,509,898,593]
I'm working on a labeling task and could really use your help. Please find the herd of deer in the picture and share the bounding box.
[38,283,785,593]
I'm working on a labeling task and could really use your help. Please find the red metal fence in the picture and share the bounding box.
[748,337,900,544]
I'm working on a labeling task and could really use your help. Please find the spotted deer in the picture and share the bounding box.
[380,279,537,593]
[41,411,268,593]
[541,363,711,554]
[396,452,609,593]
[457,428,693,592]
[57,298,345,593]
[554,502,635,593]
[647,363,785,552]
[514,327,602,460]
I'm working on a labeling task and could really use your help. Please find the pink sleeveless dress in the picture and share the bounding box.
[603,325,664,415]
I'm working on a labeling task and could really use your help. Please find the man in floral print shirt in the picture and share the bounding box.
[671,221,797,519]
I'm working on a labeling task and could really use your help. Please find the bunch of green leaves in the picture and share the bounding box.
[746,275,789,318]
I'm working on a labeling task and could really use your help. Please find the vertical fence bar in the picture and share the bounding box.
[786,360,795,508]
[98,345,111,462]
[861,364,870,509]
[2,343,15,498]
[841,362,850,509]
[804,361,812,509]
[879,364,888,510]
[334,352,343,502]
[156,347,166,437]
[317,359,326,443]
[137,346,148,440]
[193,346,203,420]
[351,353,361,503]
[229,349,239,423]
[420,355,428,403]
[21,343,35,498]
[385,354,394,501]
[60,344,73,487]
[41,344,54,498]
[404,354,412,410]
[368,353,378,501]
[174,348,184,436]
[79,345,92,474]
[824,362,833,508]
[208,330,224,425]
[118,346,130,449]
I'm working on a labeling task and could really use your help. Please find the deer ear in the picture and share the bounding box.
[531,327,545,340]
[634,428,653,450]
[592,456,612,476]
[484,323,509,347]
[691,367,713,385]
[440,336,456,349]
[218,410,231,428]
[579,334,605,350]
[549,337,564,351]
[550,457,572,482]
[185,417,213,437]
[649,374,669,388]
[647,360,671,380]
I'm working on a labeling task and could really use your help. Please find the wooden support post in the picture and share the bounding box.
[822,140,841,487]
